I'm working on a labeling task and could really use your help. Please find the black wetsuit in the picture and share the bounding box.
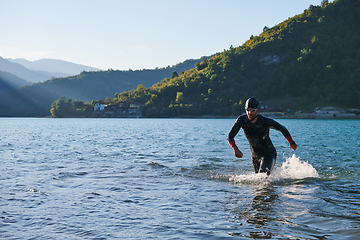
[228,114,291,175]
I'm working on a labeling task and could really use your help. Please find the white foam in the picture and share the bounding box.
[230,154,319,184]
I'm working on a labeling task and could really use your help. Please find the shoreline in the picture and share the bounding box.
[40,113,360,119]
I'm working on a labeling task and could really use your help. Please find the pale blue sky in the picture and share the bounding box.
[0,0,330,70]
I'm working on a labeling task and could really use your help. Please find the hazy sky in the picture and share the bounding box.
[1,0,330,70]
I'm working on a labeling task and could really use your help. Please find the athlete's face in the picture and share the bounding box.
[245,107,258,119]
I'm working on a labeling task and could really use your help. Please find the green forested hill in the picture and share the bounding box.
[0,57,210,116]
[108,0,360,117]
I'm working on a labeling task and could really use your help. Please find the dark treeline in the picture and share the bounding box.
[50,96,93,117]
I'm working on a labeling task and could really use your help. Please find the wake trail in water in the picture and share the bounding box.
[229,154,319,184]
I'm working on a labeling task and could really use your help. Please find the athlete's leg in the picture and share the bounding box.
[252,156,261,173]
[259,151,277,175]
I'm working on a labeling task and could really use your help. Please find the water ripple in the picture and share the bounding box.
[0,118,359,239]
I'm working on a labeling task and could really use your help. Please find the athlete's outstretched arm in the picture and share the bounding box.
[286,136,298,151]
[268,119,298,151]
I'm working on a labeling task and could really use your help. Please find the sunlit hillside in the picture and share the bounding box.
[109,0,360,117]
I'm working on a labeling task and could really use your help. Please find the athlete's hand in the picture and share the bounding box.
[290,142,298,151]
[234,146,243,158]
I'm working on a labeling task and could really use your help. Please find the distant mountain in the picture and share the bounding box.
[0,70,31,94]
[0,56,211,117]
[31,69,71,79]
[6,58,101,76]
[0,56,53,83]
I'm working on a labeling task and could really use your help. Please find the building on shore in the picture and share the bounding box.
[90,101,144,118]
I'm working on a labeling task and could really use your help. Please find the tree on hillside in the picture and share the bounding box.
[50,96,73,116]
[171,71,178,79]
[321,0,329,7]
[175,92,184,103]
[50,96,92,117]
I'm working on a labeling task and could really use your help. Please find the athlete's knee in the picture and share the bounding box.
[252,157,261,173]
[259,157,276,175]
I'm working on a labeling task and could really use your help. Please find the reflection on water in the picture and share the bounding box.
[249,188,278,226]
[225,155,322,237]
[247,187,278,239]
[225,182,323,239]
[225,186,279,238]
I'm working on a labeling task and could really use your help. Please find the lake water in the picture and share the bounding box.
[0,118,359,239]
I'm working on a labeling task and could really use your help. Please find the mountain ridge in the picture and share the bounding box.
[0,56,212,116]
[0,56,52,83]
[0,70,31,94]
[6,58,101,76]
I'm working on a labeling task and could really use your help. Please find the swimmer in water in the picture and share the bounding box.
[228,98,298,175]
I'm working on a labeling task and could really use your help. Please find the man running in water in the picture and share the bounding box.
[228,98,298,175]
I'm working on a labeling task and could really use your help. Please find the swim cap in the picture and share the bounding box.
[245,98,259,109]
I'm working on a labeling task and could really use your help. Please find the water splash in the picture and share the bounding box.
[272,154,319,180]
[230,154,319,184]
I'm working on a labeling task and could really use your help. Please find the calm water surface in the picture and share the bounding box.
[0,118,359,239]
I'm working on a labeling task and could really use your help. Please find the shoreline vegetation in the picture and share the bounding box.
[43,111,360,119]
